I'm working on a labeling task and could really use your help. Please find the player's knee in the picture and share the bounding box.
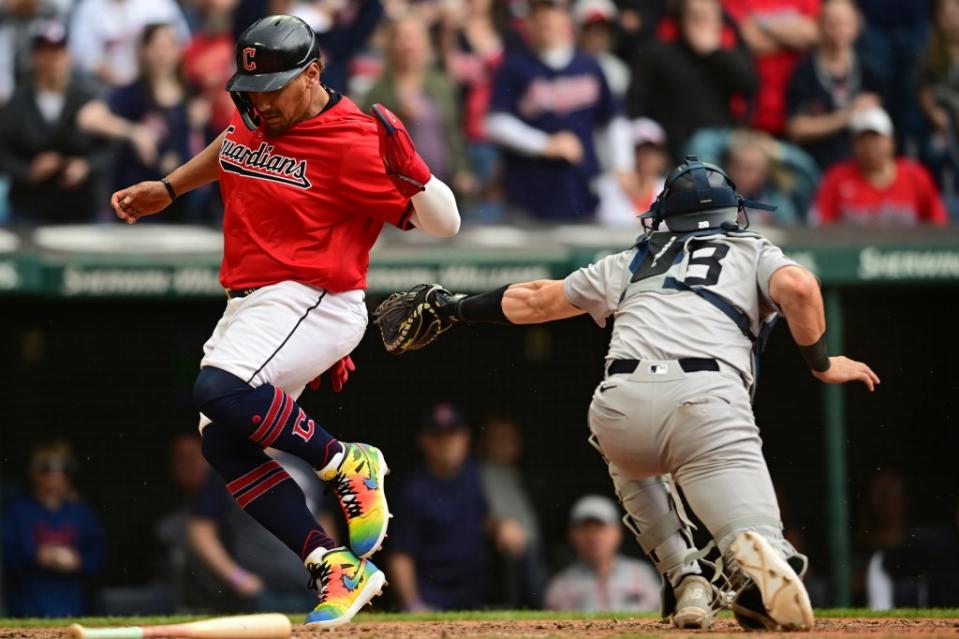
[193,366,249,414]
[200,421,231,466]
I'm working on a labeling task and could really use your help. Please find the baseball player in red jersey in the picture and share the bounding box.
[110,15,460,628]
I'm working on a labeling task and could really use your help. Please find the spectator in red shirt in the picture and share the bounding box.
[813,106,949,226]
[723,0,820,135]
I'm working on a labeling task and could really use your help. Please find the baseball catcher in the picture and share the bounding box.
[374,156,879,631]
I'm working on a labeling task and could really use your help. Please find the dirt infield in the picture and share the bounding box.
[3,617,958,639]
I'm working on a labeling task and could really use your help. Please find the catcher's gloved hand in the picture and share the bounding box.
[372,284,464,354]
[371,103,432,199]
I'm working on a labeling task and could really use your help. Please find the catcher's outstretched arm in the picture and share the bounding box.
[501,280,585,324]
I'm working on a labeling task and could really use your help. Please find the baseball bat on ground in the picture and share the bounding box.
[66,613,292,639]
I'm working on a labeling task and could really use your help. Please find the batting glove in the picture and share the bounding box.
[372,103,431,199]
[309,355,355,392]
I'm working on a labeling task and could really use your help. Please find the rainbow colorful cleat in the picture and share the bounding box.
[320,442,391,558]
[303,547,386,629]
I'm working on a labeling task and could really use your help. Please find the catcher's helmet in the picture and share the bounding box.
[641,155,776,232]
[226,15,321,129]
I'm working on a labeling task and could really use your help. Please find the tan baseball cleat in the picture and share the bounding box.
[672,575,718,629]
[729,530,815,631]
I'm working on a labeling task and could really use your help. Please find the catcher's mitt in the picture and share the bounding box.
[372,284,462,354]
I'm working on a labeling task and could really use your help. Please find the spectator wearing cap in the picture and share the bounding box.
[68,0,190,88]
[2,441,105,617]
[626,0,757,162]
[387,403,490,611]
[0,0,73,105]
[0,22,111,224]
[785,0,884,170]
[596,117,669,226]
[545,495,660,612]
[812,106,948,226]
[486,0,633,221]
[573,0,629,99]
[722,0,820,136]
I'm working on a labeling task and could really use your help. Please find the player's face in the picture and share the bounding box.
[247,63,320,134]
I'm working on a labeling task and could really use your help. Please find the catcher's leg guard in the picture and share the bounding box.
[591,435,719,627]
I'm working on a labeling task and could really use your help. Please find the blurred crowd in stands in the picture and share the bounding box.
[5,407,959,617]
[0,0,956,228]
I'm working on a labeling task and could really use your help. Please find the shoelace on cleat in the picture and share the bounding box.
[306,560,333,597]
[333,472,364,518]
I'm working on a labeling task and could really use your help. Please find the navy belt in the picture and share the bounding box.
[607,358,719,376]
[225,287,259,299]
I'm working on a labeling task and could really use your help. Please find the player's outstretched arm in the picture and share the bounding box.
[372,280,584,354]
[769,265,880,391]
[501,280,585,324]
[110,130,225,224]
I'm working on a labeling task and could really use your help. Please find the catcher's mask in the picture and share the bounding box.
[641,155,776,232]
[226,15,322,130]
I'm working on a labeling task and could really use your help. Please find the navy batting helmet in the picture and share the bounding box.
[641,156,776,232]
[226,15,321,129]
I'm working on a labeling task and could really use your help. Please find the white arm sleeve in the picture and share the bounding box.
[601,116,635,172]
[409,176,461,237]
[485,113,550,157]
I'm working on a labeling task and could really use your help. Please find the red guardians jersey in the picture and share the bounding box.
[216,95,413,292]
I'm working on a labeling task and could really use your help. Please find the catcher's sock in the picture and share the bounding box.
[194,366,342,470]
[201,422,335,559]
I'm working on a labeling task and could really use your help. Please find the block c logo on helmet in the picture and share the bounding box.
[242,47,257,71]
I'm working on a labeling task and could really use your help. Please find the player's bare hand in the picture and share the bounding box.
[111,180,171,224]
[812,356,880,391]
[544,131,584,165]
